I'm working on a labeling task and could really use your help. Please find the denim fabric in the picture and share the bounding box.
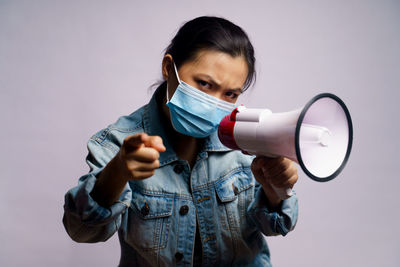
[63,86,298,267]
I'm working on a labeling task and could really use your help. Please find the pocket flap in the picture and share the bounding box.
[131,191,174,219]
[215,168,254,203]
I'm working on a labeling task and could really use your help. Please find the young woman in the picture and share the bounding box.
[63,16,299,267]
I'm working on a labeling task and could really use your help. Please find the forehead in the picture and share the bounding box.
[179,49,248,89]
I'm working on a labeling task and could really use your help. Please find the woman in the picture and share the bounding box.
[63,16,298,267]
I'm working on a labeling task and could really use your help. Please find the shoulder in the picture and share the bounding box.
[88,105,147,155]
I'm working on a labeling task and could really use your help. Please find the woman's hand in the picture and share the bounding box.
[251,156,298,209]
[91,133,166,207]
[118,133,166,181]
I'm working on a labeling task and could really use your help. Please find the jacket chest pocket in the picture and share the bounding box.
[125,191,174,252]
[215,169,255,230]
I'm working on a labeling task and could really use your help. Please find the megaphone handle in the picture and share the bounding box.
[271,185,293,200]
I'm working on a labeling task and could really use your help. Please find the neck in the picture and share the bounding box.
[173,133,199,168]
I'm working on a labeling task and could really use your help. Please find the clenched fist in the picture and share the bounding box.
[251,156,298,208]
[91,133,166,207]
[118,133,166,181]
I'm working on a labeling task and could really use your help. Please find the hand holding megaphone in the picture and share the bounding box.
[218,93,353,198]
[251,156,298,201]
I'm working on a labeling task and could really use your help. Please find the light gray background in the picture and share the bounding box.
[1,0,399,266]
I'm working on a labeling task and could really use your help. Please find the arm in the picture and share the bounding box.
[247,183,298,236]
[63,132,165,243]
[91,133,166,207]
[247,156,299,236]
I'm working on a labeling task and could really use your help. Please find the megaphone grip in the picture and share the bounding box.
[271,185,293,200]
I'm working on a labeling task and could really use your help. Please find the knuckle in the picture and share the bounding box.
[141,171,154,179]
[290,177,297,184]
[283,168,292,178]
[150,150,160,161]
[280,160,293,174]
[287,165,297,178]
[154,159,160,169]
[131,170,140,179]
[131,169,155,180]
[126,161,137,172]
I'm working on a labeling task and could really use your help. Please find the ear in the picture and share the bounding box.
[162,54,174,81]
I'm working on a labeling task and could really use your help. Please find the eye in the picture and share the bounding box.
[197,80,212,90]
[225,91,239,100]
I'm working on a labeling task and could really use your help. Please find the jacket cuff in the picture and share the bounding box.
[247,186,298,236]
[63,169,132,226]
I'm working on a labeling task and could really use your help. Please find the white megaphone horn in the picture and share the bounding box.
[218,93,353,199]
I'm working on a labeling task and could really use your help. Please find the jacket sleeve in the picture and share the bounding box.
[247,182,298,237]
[62,134,132,243]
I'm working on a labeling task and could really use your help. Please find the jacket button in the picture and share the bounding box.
[174,164,184,174]
[175,252,184,262]
[141,202,150,216]
[179,205,189,215]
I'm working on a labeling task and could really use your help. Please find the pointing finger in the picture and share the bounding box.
[143,135,166,152]
[123,133,149,153]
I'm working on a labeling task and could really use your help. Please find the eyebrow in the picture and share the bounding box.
[196,73,244,93]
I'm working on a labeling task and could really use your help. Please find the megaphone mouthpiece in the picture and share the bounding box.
[300,124,332,147]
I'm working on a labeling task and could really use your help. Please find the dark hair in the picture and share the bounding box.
[165,16,256,91]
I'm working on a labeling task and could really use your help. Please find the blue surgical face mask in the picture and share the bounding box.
[166,63,236,138]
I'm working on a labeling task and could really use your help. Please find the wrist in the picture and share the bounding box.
[91,154,129,207]
[114,151,133,183]
[262,185,282,210]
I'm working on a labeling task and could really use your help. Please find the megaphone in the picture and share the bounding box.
[218,93,353,199]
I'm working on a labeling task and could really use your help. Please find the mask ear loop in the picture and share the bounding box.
[166,82,170,103]
[166,61,181,103]
[173,62,181,84]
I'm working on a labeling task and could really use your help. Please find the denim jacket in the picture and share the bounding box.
[63,86,298,267]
